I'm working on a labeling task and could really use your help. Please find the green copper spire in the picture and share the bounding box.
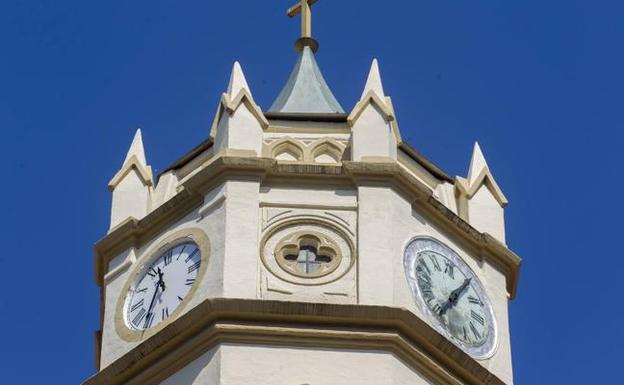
[269,46,344,114]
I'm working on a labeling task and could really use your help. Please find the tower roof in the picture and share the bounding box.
[268,46,344,114]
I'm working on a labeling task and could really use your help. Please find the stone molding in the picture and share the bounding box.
[108,155,154,191]
[209,89,270,141]
[94,156,521,298]
[82,298,506,385]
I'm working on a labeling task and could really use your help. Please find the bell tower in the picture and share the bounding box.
[84,3,521,384]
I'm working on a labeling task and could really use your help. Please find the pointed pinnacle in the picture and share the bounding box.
[361,58,385,100]
[468,142,490,185]
[227,61,252,98]
[123,128,147,166]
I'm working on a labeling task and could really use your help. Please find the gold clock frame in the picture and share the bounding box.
[114,228,210,342]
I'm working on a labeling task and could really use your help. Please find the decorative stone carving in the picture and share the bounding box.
[260,218,355,286]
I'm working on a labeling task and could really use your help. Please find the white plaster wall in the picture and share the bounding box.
[221,179,261,298]
[468,185,506,244]
[219,344,432,385]
[214,104,263,156]
[110,169,150,228]
[260,183,357,208]
[160,347,221,385]
[351,105,397,161]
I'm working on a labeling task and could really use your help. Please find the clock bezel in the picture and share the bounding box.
[115,228,210,342]
[403,236,498,359]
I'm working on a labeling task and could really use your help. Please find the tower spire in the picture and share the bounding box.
[287,0,319,52]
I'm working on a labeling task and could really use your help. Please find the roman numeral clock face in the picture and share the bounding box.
[404,238,497,359]
[124,241,202,331]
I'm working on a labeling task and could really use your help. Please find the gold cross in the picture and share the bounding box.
[287,0,318,39]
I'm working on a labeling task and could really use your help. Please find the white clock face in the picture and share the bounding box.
[404,238,497,358]
[124,241,202,331]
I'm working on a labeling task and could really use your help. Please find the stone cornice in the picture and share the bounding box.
[94,156,521,298]
[82,298,506,385]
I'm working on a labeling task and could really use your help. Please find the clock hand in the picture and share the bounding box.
[157,267,166,292]
[439,278,472,316]
[145,271,166,327]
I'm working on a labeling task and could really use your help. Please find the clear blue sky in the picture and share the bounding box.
[1,1,622,383]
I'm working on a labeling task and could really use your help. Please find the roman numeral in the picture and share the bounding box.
[468,296,483,306]
[186,278,196,286]
[419,278,432,291]
[471,310,485,326]
[429,254,441,272]
[469,322,481,340]
[147,268,157,278]
[444,262,454,279]
[432,304,442,314]
[130,299,144,313]
[161,307,169,320]
[176,245,187,261]
[136,287,148,293]
[163,251,173,266]
[418,260,432,276]
[132,308,146,326]
[177,296,184,302]
[185,248,199,263]
[187,261,201,274]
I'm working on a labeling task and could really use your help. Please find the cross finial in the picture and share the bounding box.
[287,0,320,52]
[287,0,317,38]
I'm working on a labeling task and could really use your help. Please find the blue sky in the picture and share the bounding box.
[0,1,622,383]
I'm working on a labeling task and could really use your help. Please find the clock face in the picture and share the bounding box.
[124,241,202,331]
[404,238,497,358]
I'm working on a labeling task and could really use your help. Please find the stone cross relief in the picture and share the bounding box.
[285,245,332,274]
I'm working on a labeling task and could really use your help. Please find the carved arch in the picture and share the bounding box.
[269,138,305,162]
[308,139,345,164]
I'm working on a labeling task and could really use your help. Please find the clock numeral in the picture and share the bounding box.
[468,296,483,306]
[132,308,147,326]
[418,259,432,276]
[444,262,454,279]
[136,287,148,294]
[432,303,442,315]
[186,278,196,286]
[146,268,157,278]
[471,310,485,326]
[176,245,187,261]
[419,278,432,291]
[469,322,481,340]
[185,248,199,263]
[162,307,169,320]
[130,299,144,313]
[463,326,468,341]
[177,296,184,302]
[187,261,201,274]
[163,251,173,266]
[422,289,434,303]
[428,254,442,272]
[144,312,155,329]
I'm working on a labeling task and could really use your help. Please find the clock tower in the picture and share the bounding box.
[84,2,522,384]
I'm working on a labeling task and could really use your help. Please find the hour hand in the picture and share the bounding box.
[157,267,166,291]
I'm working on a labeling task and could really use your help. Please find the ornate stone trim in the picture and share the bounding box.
[83,299,506,385]
[260,218,355,285]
